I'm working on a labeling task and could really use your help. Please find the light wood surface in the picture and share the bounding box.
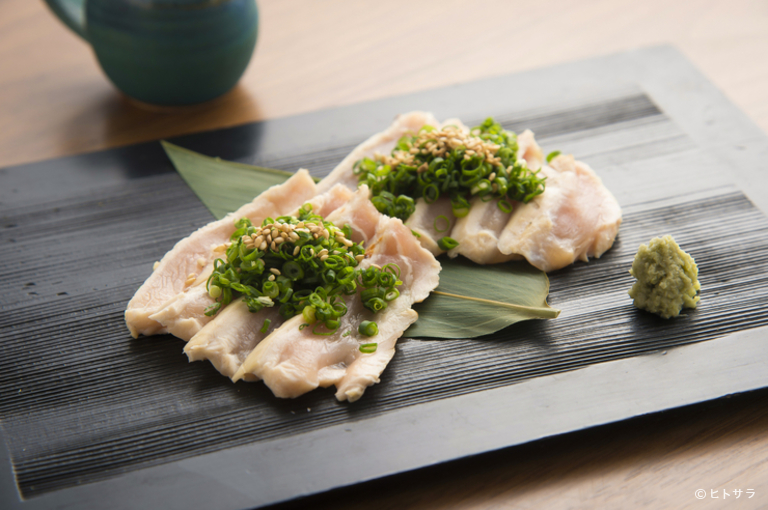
[3,1,768,508]
[1,0,768,170]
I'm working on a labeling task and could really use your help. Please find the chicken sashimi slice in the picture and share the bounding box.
[404,196,454,256]
[148,184,355,341]
[125,169,317,338]
[448,129,544,264]
[447,197,524,264]
[402,118,470,256]
[316,111,439,193]
[321,185,380,245]
[497,154,622,272]
[517,129,544,172]
[232,187,441,402]
[184,298,282,381]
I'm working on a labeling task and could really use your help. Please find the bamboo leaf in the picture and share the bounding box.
[162,143,559,339]
[405,257,559,339]
[162,141,297,220]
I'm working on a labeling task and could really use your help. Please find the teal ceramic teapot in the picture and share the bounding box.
[44,0,259,106]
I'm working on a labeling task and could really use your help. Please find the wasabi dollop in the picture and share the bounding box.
[628,235,700,319]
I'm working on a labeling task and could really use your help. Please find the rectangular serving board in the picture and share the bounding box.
[2,46,768,509]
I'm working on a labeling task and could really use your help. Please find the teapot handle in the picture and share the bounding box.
[43,0,88,41]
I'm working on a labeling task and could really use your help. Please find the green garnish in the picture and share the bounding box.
[358,321,379,337]
[353,118,548,224]
[546,150,561,163]
[437,236,459,251]
[259,319,271,333]
[204,205,402,335]
[359,342,378,353]
[434,215,450,233]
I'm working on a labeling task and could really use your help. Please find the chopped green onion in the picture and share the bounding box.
[204,212,403,336]
[438,236,459,251]
[353,117,549,222]
[358,321,379,337]
[260,319,271,333]
[302,305,317,324]
[546,150,561,163]
[359,342,378,353]
[433,215,450,233]
[282,261,304,280]
[208,285,222,299]
[497,199,513,214]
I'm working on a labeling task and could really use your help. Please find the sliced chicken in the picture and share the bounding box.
[184,298,282,380]
[232,186,441,402]
[315,185,380,245]
[151,184,354,342]
[448,129,543,264]
[125,169,317,338]
[404,196,454,256]
[517,129,544,171]
[401,117,469,257]
[497,154,622,272]
[447,197,524,264]
[317,111,439,193]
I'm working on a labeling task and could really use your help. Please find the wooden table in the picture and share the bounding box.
[2,1,768,508]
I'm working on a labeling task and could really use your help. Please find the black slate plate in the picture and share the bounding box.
[2,46,768,509]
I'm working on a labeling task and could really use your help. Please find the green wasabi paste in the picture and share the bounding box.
[628,235,700,319]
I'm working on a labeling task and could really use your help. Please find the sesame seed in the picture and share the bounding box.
[268,275,275,282]
[320,254,329,261]
[270,268,281,275]
[259,241,267,251]
[185,273,197,287]
[270,242,276,251]
[293,246,300,256]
